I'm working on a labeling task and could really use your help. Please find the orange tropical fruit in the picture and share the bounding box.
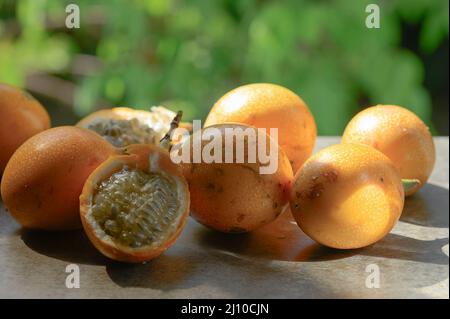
[290,143,404,249]
[1,126,117,230]
[342,105,435,196]
[77,106,191,147]
[181,123,293,233]
[205,83,317,173]
[80,144,190,263]
[0,83,51,173]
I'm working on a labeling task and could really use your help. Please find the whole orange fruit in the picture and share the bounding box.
[1,126,117,230]
[290,143,404,249]
[80,144,190,263]
[181,123,293,233]
[205,83,317,173]
[0,83,51,174]
[342,105,435,196]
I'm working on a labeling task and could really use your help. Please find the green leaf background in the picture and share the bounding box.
[0,0,448,134]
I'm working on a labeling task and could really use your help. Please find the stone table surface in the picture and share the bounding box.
[0,137,448,299]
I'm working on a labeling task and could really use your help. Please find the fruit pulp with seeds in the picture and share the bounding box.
[90,166,180,248]
[87,118,159,147]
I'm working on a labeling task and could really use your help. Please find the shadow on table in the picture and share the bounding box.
[401,183,449,228]
[105,246,339,298]
[193,183,449,265]
[106,185,448,294]
[361,183,449,265]
[105,214,338,296]
[21,229,107,265]
[18,183,449,294]
[105,254,197,290]
[195,217,448,265]
[193,211,359,262]
[361,234,448,265]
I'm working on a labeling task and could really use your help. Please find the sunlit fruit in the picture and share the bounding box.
[290,143,404,249]
[0,83,51,174]
[80,144,190,263]
[1,126,117,230]
[342,105,435,196]
[204,83,317,173]
[181,123,293,233]
[77,106,191,147]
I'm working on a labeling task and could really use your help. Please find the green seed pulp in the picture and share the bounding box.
[87,118,158,147]
[91,167,180,248]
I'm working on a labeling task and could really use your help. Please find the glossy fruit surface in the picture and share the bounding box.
[182,123,293,233]
[0,83,51,173]
[290,143,404,249]
[80,144,190,263]
[1,126,117,230]
[204,83,317,173]
[342,105,435,196]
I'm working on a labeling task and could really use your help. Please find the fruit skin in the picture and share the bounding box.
[182,123,293,233]
[0,83,51,174]
[342,105,435,196]
[80,144,190,263]
[204,83,317,173]
[290,143,404,249]
[1,126,117,230]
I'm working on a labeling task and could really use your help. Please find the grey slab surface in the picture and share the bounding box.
[0,137,448,299]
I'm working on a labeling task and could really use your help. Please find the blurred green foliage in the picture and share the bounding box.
[0,0,448,134]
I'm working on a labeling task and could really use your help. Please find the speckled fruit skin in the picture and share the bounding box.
[1,126,117,230]
[182,123,293,233]
[204,83,317,173]
[0,83,51,174]
[290,143,404,249]
[80,144,190,263]
[342,105,435,196]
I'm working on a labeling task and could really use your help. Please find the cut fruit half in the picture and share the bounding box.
[80,144,190,263]
[77,106,192,148]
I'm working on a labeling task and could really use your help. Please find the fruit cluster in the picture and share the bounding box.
[0,82,435,263]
